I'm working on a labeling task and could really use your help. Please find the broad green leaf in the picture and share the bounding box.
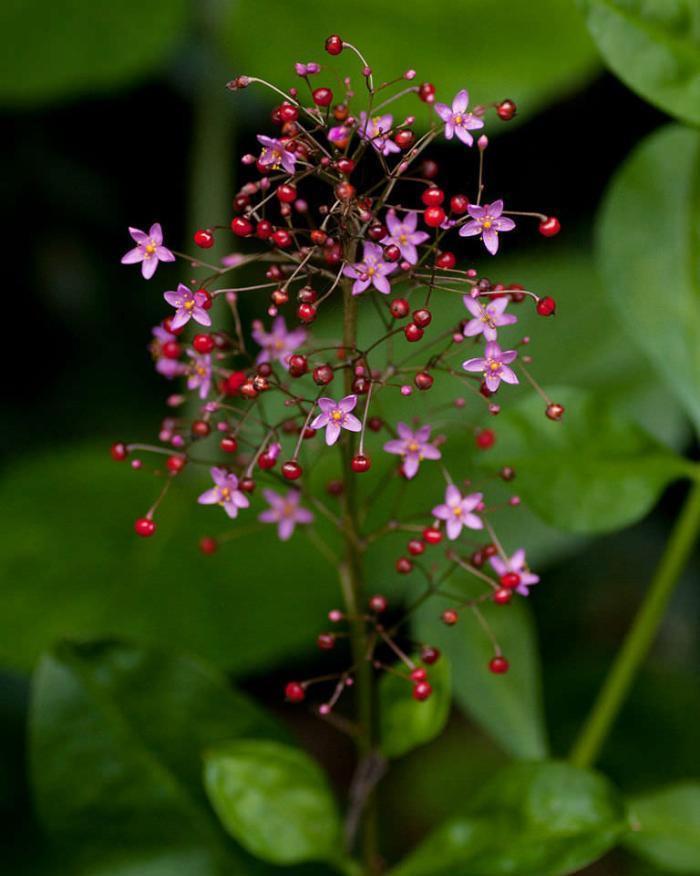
[227,0,599,127]
[0,446,336,673]
[484,387,693,533]
[379,655,451,759]
[391,761,626,876]
[204,740,342,866]
[578,0,700,126]
[413,595,547,760]
[0,1,189,105]
[30,640,284,875]
[624,782,700,873]
[597,124,700,432]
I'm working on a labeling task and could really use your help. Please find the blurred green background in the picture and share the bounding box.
[1,1,698,874]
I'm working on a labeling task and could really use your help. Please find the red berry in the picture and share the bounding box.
[420,645,441,665]
[312,87,333,107]
[436,251,456,269]
[134,517,156,538]
[167,454,186,474]
[442,609,459,626]
[384,244,401,262]
[483,544,498,559]
[536,296,556,316]
[418,82,435,103]
[476,428,496,450]
[500,572,521,589]
[412,308,432,328]
[240,476,255,493]
[368,222,387,241]
[394,129,415,149]
[388,298,409,319]
[489,656,510,674]
[276,183,297,203]
[317,633,335,650]
[288,354,308,377]
[414,372,433,391]
[231,216,253,237]
[421,159,439,179]
[278,103,298,122]
[404,323,424,342]
[199,536,218,555]
[272,228,293,248]
[369,594,388,613]
[193,334,215,354]
[256,219,273,239]
[258,452,276,470]
[193,229,214,248]
[493,588,513,605]
[407,538,425,556]
[423,527,442,545]
[191,420,210,438]
[539,216,561,237]
[336,157,355,175]
[335,182,355,200]
[220,435,238,453]
[421,187,444,207]
[285,681,306,703]
[412,681,433,701]
[225,371,247,395]
[325,34,343,55]
[313,364,334,385]
[410,667,428,682]
[282,460,303,480]
[546,403,565,421]
[297,302,317,323]
[496,99,516,121]
[197,288,213,310]
[351,454,371,473]
[423,206,446,227]
[396,556,413,574]
[111,442,128,461]
[450,194,470,214]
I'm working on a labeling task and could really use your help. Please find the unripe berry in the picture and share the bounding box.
[539,216,561,237]
[325,34,343,55]
[423,206,446,227]
[536,296,556,316]
[351,454,371,473]
[285,681,306,703]
[312,87,333,107]
[413,681,433,701]
[193,229,214,248]
[134,517,156,537]
[489,656,510,674]
[193,334,215,354]
[231,216,253,237]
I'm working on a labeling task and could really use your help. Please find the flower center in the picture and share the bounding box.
[219,487,230,501]
[454,114,463,124]
[482,219,493,229]
[145,242,157,255]
[331,409,343,421]
[453,506,463,516]
[489,360,501,372]
[399,234,408,244]
[184,300,195,311]
[407,441,420,452]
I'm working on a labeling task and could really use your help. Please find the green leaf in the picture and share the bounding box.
[624,782,700,873]
[484,387,692,534]
[392,761,626,876]
[227,0,599,127]
[379,654,451,759]
[204,740,342,866]
[0,0,189,105]
[597,124,700,432]
[578,0,700,126]
[30,639,284,875]
[0,445,336,673]
[413,597,547,760]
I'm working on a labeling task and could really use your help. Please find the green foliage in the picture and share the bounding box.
[203,740,342,866]
[413,597,547,760]
[391,761,626,876]
[597,124,700,432]
[0,0,189,105]
[485,387,693,534]
[29,640,284,874]
[379,655,451,759]
[624,782,700,873]
[578,0,700,126]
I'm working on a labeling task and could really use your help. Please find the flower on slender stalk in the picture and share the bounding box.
[121,223,175,279]
[295,62,320,76]
[434,90,484,146]
[343,241,398,296]
[383,423,441,478]
[463,296,517,341]
[149,325,184,379]
[259,489,314,541]
[310,395,362,446]
[163,284,212,330]
[462,341,518,392]
[357,112,401,156]
[197,468,250,518]
[458,200,515,255]
[432,485,483,539]
[186,350,212,399]
[490,549,539,596]
[381,210,429,265]
[251,316,308,369]
[256,135,296,174]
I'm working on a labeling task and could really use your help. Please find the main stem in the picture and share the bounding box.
[570,479,700,768]
[339,275,379,872]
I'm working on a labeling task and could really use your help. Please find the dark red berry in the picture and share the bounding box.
[276,183,297,203]
[546,403,565,421]
[288,354,308,377]
[476,428,496,450]
[493,588,513,605]
[413,681,433,701]
[312,87,333,107]
[418,82,435,103]
[191,420,210,438]
[336,157,355,175]
[256,219,273,239]
[317,633,335,650]
[368,222,387,241]
[421,187,444,207]
[442,609,459,626]
[414,372,433,391]
[384,244,401,262]
[450,194,470,214]
[436,251,456,269]
[197,288,213,310]
[258,452,276,470]
[407,538,425,556]
[297,302,317,323]
[483,543,498,559]
[412,308,432,328]
[166,454,186,474]
[423,206,446,227]
[313,364,334,385]
[390,298,410,319]
[193,334,215,354]
[496,99,516,121]
[536,296,556,316]
[325,34,343,55]
[539,216,561,237]
[194,229,214,248]
[351,454,371,473]
[199,536,218,555]
[285,681,306,703]
[231,216,253,237]
[134,517,156,538]
[404,323,424,342]
[272,228,293,248]
[396,556,413,574]
[220,435,238,453]
[394,129,415,149]
[278,103,298,122]
[489,656,509,674]
[282,460,303,480]
[423,527,442,545]
[111,442,128,461]
[369,594,388,613]
[240,476,255,493]
[420,645,441,665]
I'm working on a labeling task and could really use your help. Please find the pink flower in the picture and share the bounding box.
[383,423,441,479]
[163,284,212,330]
[463,296,517,341]
[458,200,515,255]
[490,549,539,596]
[357,112,400,157]
[295,62,320,76]
[432,485,483,540]
[310,395,362,446]
[251,316,307,369]
[259,489,313,541]
[434,90,484,146]
[149,325,185,379]
[256,135,296,175]
[186,350,212,399]
[381,210,429,265]
[463,341,519,392]
[198,468,250,519]
[121,223,175,280]
[328,126,351,145]
[343,242,398,296]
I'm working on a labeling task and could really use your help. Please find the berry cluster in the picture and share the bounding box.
[116,35,563,711]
